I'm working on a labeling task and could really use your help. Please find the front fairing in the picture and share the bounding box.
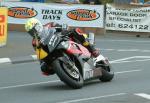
[44,33,61,53]
[35,47,48,60]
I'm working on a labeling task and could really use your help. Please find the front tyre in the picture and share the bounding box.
[52,58,83,89]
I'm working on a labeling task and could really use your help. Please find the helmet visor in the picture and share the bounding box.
[28,27,38,38]
[28,23,43,38]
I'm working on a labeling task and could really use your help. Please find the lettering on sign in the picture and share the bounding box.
[67,9,100,21]
[42,10,62,20]
[0,15,5,36]
[0,15,5,23]
[8,7,37,19]
[0,24,4,36]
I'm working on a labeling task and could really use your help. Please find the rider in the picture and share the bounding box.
[25,18,100,76]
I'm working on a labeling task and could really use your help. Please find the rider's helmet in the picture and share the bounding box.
[25,18,43,38]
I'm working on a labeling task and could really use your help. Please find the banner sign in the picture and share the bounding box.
[106,4,150,32]
[2,2,104,28]
[0,7,8,47]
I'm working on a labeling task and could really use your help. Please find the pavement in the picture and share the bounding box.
[0,31,149,65]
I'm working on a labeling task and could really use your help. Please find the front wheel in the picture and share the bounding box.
[52,56,83,89]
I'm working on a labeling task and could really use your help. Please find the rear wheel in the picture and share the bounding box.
[52,56,83,89]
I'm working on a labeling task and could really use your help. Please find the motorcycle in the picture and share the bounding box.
[35,32,114,89]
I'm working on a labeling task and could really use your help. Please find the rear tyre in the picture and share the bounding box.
[52,58,83,89]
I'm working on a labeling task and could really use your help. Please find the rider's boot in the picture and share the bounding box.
[83,42,106,67]
[40,61,55,76]
[83,42,100,58]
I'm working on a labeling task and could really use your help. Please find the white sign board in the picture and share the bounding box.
[106,4,150,32]
[2,2,104,28]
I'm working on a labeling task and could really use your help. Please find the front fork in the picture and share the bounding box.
[83,54,110,81]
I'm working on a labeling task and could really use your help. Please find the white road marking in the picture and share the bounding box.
[58,93,127,103]
[101,49,150,53]
[135,93,150,100]
[0,69,142,90]
[31,55,37,60]
[115,69,142,74]
[110,56,150,64]
[0,56,146,90]
[110,56,136,63]
[111,59,150,64]
[0,80,60,90]
[117,49,139,52]
[101,49,115,51]
[118,49,150,52]
[0,58,11,64]
[99,39,150,43]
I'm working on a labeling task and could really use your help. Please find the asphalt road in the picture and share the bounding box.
[0,32,150,103]
[0,31,34,58]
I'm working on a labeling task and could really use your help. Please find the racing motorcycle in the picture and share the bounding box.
[35,32,114,89]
